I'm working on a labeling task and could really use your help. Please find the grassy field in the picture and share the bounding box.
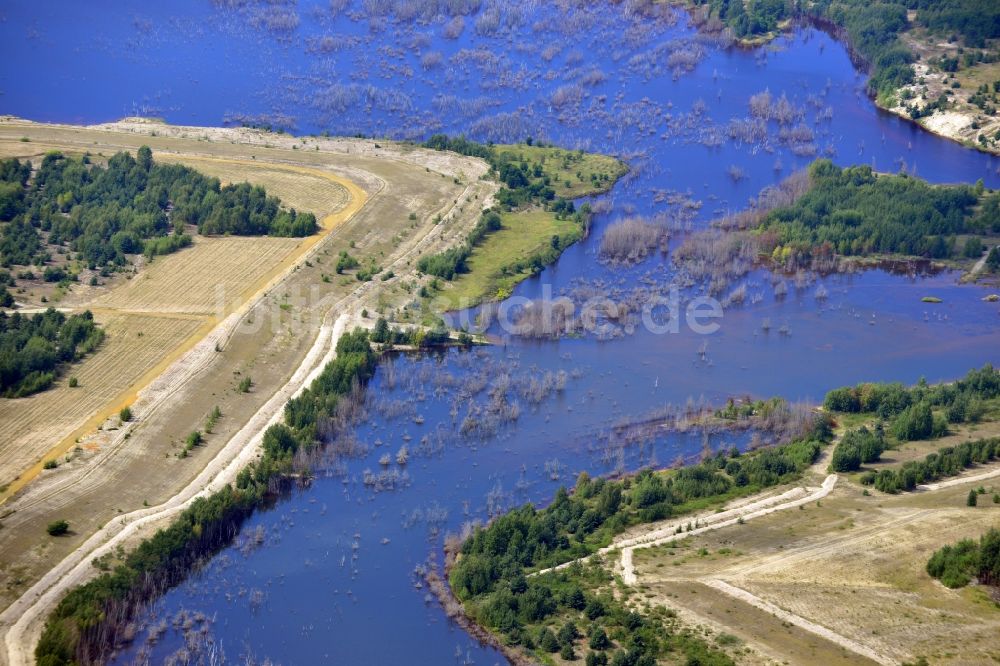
[434,209,580,310]
[494,143,627,198]
[421,144,625,311]
[91,236,303,315]
[155,154,349,217]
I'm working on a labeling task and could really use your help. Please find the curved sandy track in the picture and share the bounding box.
[617,475,838,585]
[921,461,1000,491]
[531,475,838,581]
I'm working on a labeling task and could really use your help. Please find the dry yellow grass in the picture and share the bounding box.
[154,154,349,217]
[0,313,203,490]
[91,236,302,315]
[634,479,1000,665]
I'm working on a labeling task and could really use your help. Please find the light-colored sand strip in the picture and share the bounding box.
[921,460,1000,491]
[702,579,894,666]
[532,475,837,580]
[617,475,837,584]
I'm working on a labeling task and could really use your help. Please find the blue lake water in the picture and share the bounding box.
[3,1,1000,664]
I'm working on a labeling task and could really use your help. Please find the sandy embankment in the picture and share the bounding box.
[1,312,352,666]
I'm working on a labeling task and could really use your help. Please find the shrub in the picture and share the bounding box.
[927,529,1000,588]
[829,426,885,472]
[46,520,69,536]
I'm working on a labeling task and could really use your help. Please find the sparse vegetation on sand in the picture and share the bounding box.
[447,419,830,665]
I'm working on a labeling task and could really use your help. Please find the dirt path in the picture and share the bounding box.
[701,579,895,666]
[921,461,1000,490]
[531,475,838,581]
[615,459,1000,665]
[971,251,989,277]
[617,475,838,584]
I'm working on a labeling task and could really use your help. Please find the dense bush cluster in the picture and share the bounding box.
[762,160,982,261]
[860,437,1000,493]
[0,308,103,397]
[823,366,1000,416]
[416,211,501,279]
[370,316,459,348]
[829,425,886,472]
[824,364,999,443]
[825,366,998,477]
[912,0,1000,48]
[695,0,790,40]
[0,147,316,270]
[36,329,376,665]
[927,528,1000,589]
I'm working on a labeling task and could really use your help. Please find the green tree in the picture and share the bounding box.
[372,317,390,343]
[963,237,984,258]
[589,626,611,650]
[987,246,1000,272]
[968,489,978,507]
[46,520,69,536]
[586,652,609,666]
[538,627,560,652]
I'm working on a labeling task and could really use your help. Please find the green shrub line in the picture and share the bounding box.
[822,364,1000,490]
[927,528,1000,589]
[35,328,377,666]
[824,364,999,425]
[859,436,1000,493]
